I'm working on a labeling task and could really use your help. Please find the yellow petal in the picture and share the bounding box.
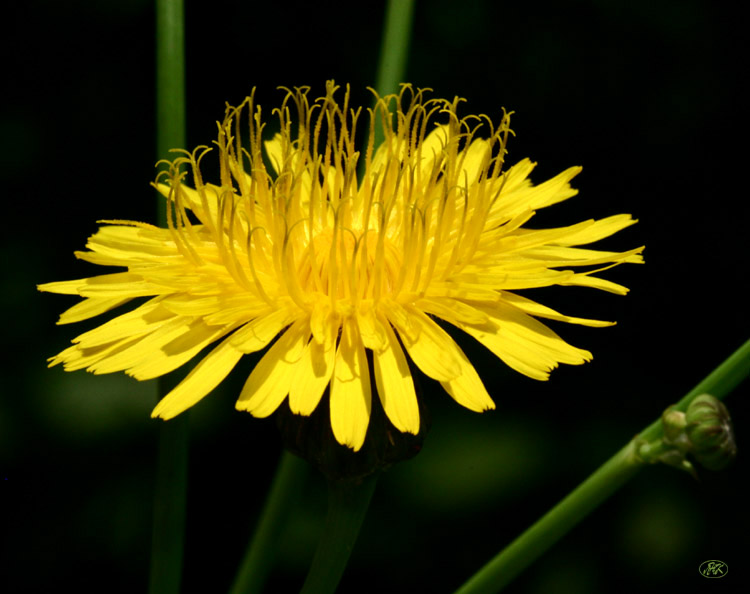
[373,318,419,435]
[422,282,503,302]
[560,271,630,295]
[370,135,407,176]
[263,133,285,175]
[203,299,280,326]
[160,293,261,318]
[38,278,91,295]
[440,344,495,412]
[492,221,598,254]
[236,320,307,417]
[87,316,196,376]
[416,297,490,326]
[555,214,637,247]
[493,164,581,219]
[151,335,244,419]
[230,307,297,353]
[288,334,335,416]
[80,224,177,266]
[160,183,222,226]
[329,317,371,451]
[60,272,163,299]
[521,245,644,266]
[417,123,449,178]
[459,138,490,187]
[128,321,236,380]
[455,302,593,380]
[49,336,140,371]
[56,296,131,325]
[498,158,536,194]
[387,303,462,381]
[500,292,614,327]
[461,322,554,380]
[71,299,174,348]
[450,269,574,291]
[310,298,339,349]
[356,306,387,351]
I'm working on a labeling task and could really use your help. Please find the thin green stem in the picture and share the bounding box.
[300,475,379,594]
[371,0,417,151]
[638,338,750,441]
[454,338,750,594]
[149,1,187,594]
[155,0,186,180]
[149,402,189,594]
[457,444,640,594]
[229,452,311,594]
[375,0,416,98]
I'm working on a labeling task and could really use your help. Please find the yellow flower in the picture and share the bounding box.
[39,82,643,451]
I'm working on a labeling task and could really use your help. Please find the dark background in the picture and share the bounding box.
[2,0,747,592]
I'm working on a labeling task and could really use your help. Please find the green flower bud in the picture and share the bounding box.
[661,407,689,451]
[685,394,736,471]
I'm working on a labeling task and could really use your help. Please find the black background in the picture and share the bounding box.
[2,1,747,593]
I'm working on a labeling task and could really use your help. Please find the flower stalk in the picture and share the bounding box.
[300,475,379,594]
[374,0,416,135]
[229,451,311,594]
[454,338,750,594]
[149,1,188,594]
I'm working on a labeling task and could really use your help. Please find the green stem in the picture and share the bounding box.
[149,404,189,594]
[374,0,416,98]
[370,0,417,152]
[149,1,187,594]
[457,444,640,594]
[300,475,379,594]
[454,338,750,594]
[638,338,750,441]
[229,452,311,594]
[155,0,186,173]
[155,0,186,229]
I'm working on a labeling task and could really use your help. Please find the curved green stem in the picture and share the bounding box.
[149,2,187,594]
[300,474,379,594]
[454,338,750,594]
[229,451,311,594]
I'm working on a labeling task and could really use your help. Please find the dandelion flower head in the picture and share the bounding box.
[39,82,643,451]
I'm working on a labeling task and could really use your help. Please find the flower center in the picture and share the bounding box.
[291,225,402,315]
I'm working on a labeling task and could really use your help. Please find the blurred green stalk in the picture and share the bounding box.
[455,338,750,594]
[372,0,416,151]
[229,452,310,594]
[299,475,379,594]
[149,1,188,594]
[375,0,416,97]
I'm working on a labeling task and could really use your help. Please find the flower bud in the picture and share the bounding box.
[685,394,736,471]
[661,407,689,450]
